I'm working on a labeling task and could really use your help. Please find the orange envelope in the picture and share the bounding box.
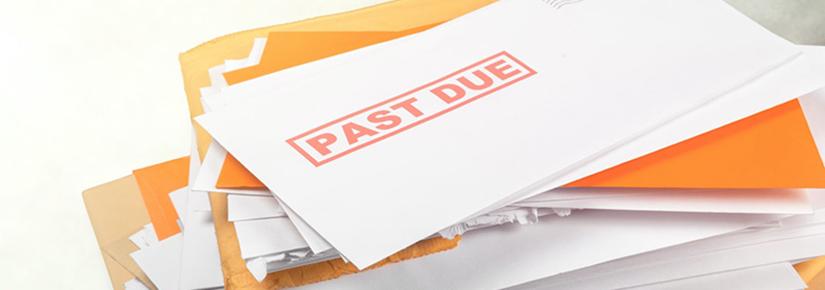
[212,32,825,190]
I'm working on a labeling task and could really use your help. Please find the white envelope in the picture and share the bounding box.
[263,195,334,254]
[233,217,309,259]
[227,194,286,222]
[178,192,223,290]
[197,0,806,268]
[210,50,825,261]
[201,45,825,262]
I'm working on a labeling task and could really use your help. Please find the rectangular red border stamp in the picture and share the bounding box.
[287,51,537,167]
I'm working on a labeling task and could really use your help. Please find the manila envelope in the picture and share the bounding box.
[83,175,157,290]
[84,156,191,290]
[178,0,495,289]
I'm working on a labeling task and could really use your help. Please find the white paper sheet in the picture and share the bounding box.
[177,128,224,290]
[263,194,335,254]
[228,194,286,221]
[233,217,309,259]
[169,187,188,227]
[800,88,825,158]
[128,224,159,250]
[293,210,782,290]
[513,209,825,289]
[178,193,223,290]
[130,234,183,290]
[124,278,151,290]
[198,0,803,268]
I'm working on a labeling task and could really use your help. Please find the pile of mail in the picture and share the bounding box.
[83,0,825,289]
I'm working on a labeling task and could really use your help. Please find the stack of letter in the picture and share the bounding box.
[83,0,825,289]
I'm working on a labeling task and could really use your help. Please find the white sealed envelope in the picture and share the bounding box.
[197,0,801,268]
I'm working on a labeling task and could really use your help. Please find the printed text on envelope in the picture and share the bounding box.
[287,51,537,167]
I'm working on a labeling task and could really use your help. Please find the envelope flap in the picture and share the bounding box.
[82,175,154,289]
[102,238,155,289]
[101,254,138,290]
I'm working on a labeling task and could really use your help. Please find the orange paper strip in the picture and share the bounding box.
[133,156,190,240]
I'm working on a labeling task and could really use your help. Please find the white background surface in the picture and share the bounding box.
[0,1,388,289]
[0,0,822,289]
